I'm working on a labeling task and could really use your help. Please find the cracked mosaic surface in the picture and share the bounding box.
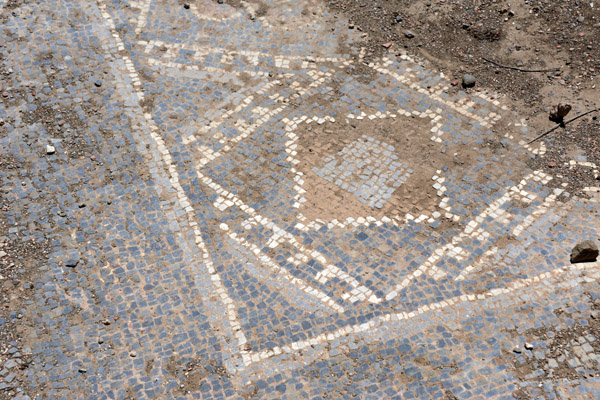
[0,0,599,398]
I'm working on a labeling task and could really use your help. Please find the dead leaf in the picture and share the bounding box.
[549,103,572,123]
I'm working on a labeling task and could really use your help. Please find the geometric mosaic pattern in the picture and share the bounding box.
[314,135,412,208]
[0,0,598,398]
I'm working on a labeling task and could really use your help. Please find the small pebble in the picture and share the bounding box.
[46,145,56,155]
[524,342,534,350]
[64,258,79,268]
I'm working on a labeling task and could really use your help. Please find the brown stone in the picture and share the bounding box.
[570,240,599,263]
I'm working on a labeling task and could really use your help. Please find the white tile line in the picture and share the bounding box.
[280,110,458,236]
[220,223,345,313]
[97,0,251,366]
[113,0,589,379]
[395,53,508,110]
[182,79,283,145]
[279,111,555,301]
[198,79,281,125]
[134,0,152,34]
[510,188,563,237]
[242,261,600,367]
[371,59,501,128]
[386,170,553,300]
[191,70,333,166]
[455,185,566,281]
[520,139,546,156]
[514,120,547,155]
[189,1,242,22]
[239,0,271,28]
[147,57,269,79]
[134,0,244,32]
[567,159,599,179]
[139,39,345,68]
[197,170,383,304]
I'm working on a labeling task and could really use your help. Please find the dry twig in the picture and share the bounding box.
[482,57,560,73]
[527,107,600,144]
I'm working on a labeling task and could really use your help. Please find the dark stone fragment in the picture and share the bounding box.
[65,258,79,268]
[570,240,599,263]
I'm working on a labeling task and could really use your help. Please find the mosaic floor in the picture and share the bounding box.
[1,0,599,398]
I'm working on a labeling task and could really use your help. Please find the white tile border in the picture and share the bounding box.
[97,0,252,368]
[243,261,600,367]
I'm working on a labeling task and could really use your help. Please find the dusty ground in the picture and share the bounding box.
[325,0,600,193]
[0,0,599,398]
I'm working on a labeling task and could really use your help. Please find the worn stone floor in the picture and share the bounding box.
[0,0,599,399]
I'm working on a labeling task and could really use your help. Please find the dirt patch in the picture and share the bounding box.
[294,112,480,223]
[3,0,25,11]
[240,384,259,399]
[324,0,600,200]
[139,93,157,113]
[325,0,599,104]
[15,85,98,160]
[166,355,231,395]
[144,358,155,375]
[0,192,50,398]
[503,294,600,399]
[527,118,600,196]
[254,1,269,17]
